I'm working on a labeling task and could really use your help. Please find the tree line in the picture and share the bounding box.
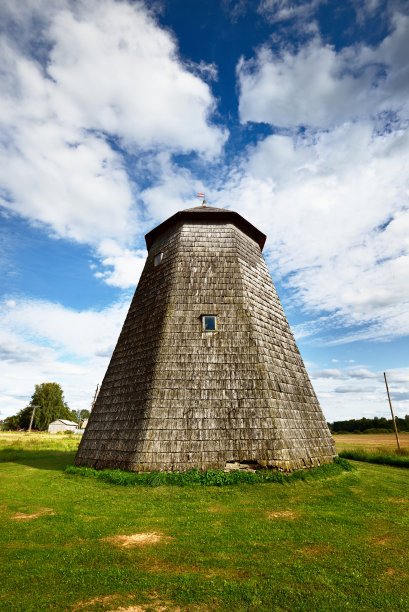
[328,415,409,434]
[1,382,89,431]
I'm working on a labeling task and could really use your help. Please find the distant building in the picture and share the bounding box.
[76,205,336,472]
[48,419,77,433]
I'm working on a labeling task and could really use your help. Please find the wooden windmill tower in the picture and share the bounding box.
[75,205,336,472]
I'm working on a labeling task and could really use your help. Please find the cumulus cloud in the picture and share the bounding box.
[0,0,226,249]
[94,239,146,289]
[0,296,129,416]
[238,11,409,129]
[46,2,226,155]
[0,296,127,359]
[347,368,379,379]
[310,363,409,420]
[391,391,409,401]
[334,384,376,394]
[139,152,206,223]
[311,369,345,379]
[216,117,409,342]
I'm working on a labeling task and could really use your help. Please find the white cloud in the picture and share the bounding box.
[334,384,376,394]
[0,296,129,417]
[139,152,205,222]
[0,0,226,251]
[257,0,324,24]
[391,391,409,401]
[312,364,409,421]
[312,369,345,379]
[214,120,409,342]
[94,239,146,289]
[347,368,379,379]
[238,12,409,128]
[228,9,409,343]
[47,2,226,156]
[0,297,127,359]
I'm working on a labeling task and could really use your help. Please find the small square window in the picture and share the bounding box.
[153,252,163,266]
[202,315,216,331]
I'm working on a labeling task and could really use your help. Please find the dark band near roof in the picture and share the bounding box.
[145,206,266,252]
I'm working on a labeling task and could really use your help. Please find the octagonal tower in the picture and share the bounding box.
[75,205,336,471]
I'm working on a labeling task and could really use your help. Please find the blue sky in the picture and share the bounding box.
[1,0,409,421]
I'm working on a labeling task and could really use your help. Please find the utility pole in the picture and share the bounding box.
[28,405,39,433]
[384,372,400,450]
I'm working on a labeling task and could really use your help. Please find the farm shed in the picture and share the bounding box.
[75,205,336,472]
[48,419,77,433]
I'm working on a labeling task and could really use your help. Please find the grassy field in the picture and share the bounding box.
[1,433,409,611]
[334,432,409,452]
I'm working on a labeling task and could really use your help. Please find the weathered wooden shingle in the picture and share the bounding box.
[75,206,336,472]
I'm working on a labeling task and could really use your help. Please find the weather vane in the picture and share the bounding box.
[196,192,206,206]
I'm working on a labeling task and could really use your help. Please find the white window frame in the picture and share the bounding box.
[201,314,217,331]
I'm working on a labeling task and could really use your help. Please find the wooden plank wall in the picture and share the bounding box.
[76,219,336,471]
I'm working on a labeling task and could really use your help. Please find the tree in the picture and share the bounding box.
[2,383,73,430]
[0,383,72,431]
[27,383,72,430]
[2,414,20,430]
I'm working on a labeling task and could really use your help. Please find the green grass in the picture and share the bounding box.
[339,448,409,468]
[0,431,80,453]
[66,457,352,487]
[1,433,409,611]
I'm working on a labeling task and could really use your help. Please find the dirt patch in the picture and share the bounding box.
[140,557,247,580]
[299,544,334,556]
[207,505,226,513]
[62,537,85,549]
[108,593,181,612]
[267,510,299,520]
[75,594,119,609]
[102,532,170,548]
[112,606,144,612]
[11,508,54,520]
[371,536,390,546]
[112,603,180,612]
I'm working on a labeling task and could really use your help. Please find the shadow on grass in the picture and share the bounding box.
[0,449,76,471]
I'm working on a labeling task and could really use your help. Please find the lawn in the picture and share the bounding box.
[1,433,408,611]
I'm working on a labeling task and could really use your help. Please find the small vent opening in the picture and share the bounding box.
[153,252,163,266]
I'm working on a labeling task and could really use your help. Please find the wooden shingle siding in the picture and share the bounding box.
[75,207,336,472]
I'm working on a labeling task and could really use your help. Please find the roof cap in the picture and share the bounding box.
[145,205,266,251]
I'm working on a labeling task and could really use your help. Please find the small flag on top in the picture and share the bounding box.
[196,192,206,206]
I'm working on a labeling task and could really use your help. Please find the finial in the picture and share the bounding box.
[196,192,206,207]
